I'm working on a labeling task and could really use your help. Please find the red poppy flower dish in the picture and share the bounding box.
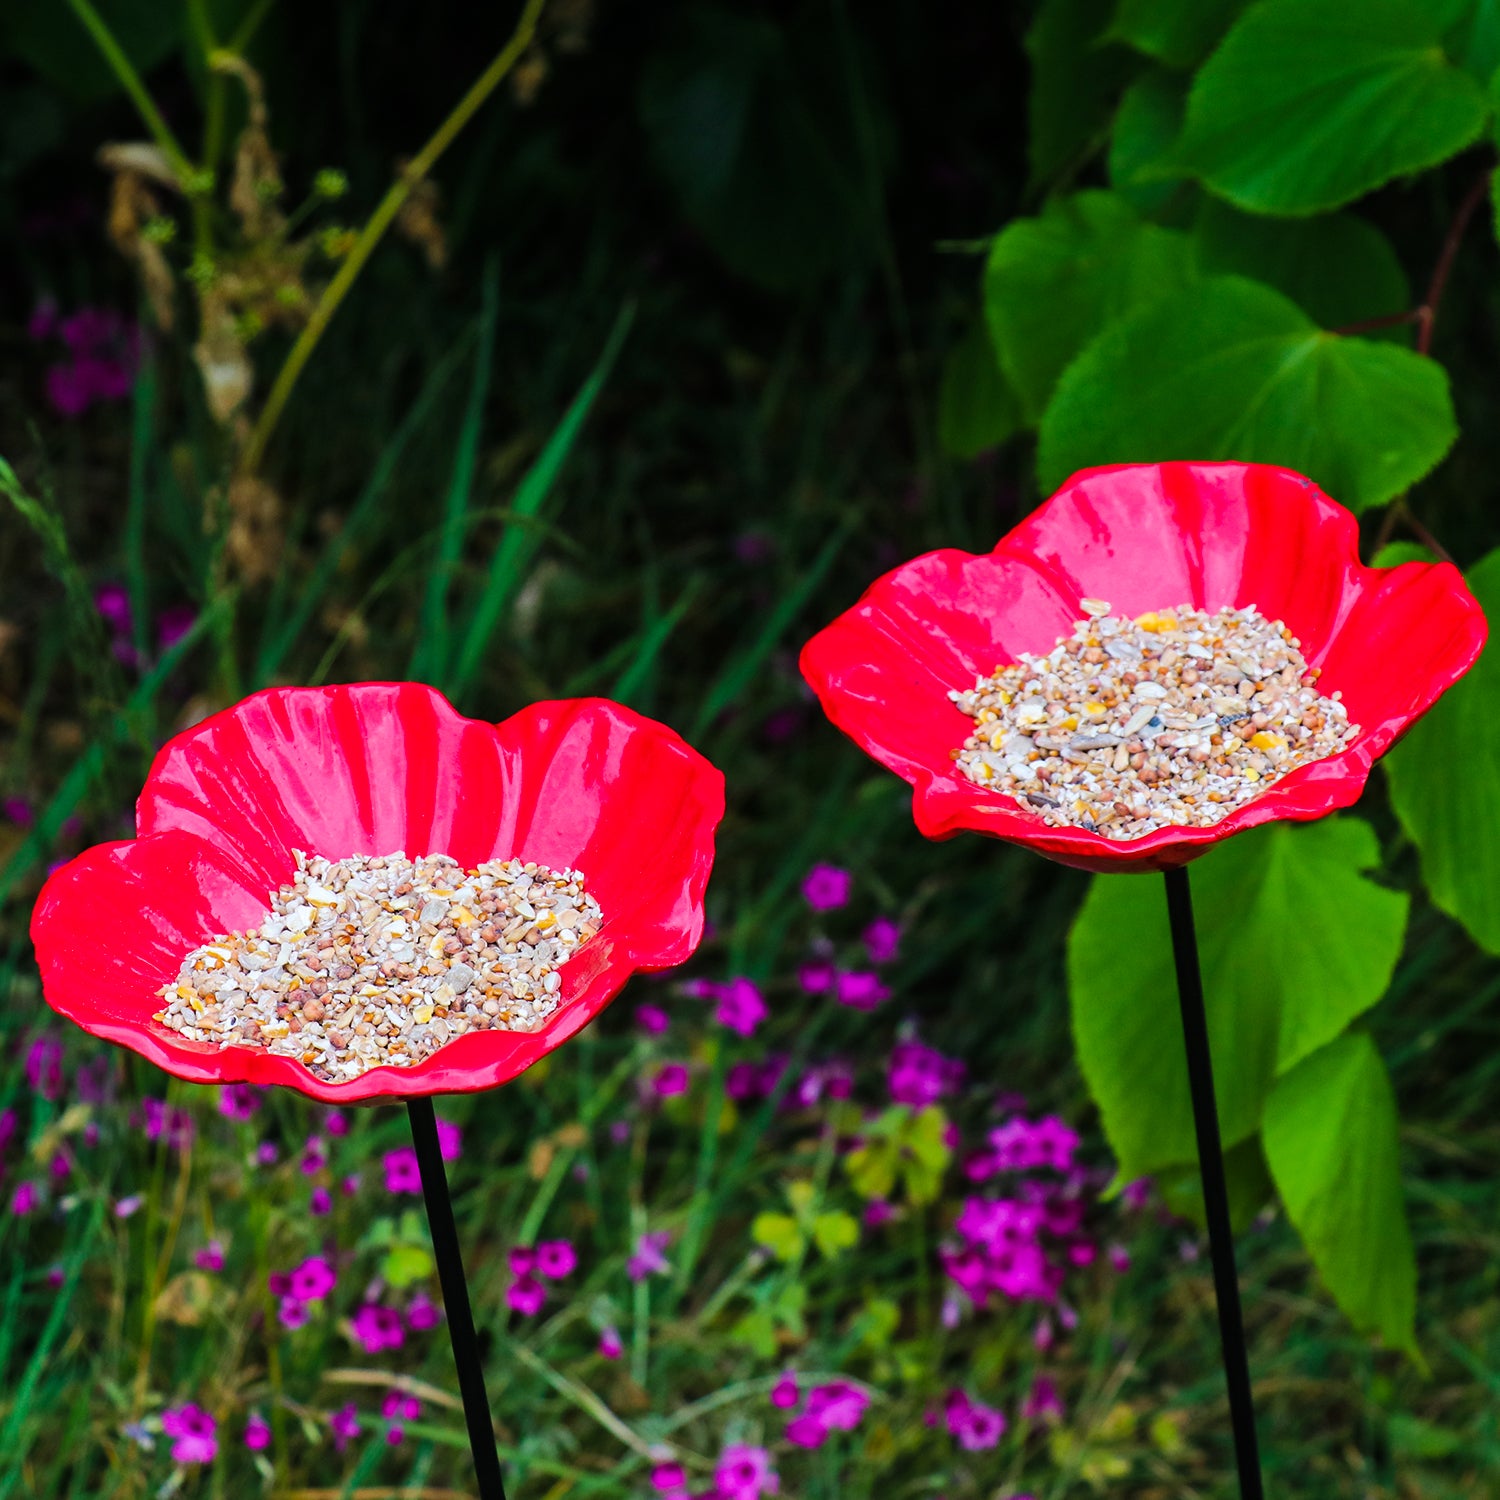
[800,462,1486,874]
[32,686,724,1101]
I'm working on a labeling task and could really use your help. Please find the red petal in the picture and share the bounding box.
[37,687,724,1102]
[801,462,1487,873]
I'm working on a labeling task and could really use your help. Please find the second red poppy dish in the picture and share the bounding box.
[31,686,724,1101]
[800,462,1487,874]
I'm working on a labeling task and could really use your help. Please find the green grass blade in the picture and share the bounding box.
[410,255,501,685]
[0,594,231,906]
[611,577,702,708]
[448,301,635,703]
[126,351,156,667]
[254,321,480,683]
[689,517,853,741]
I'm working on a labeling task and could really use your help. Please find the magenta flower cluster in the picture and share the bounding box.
[506,1238,578,1314]
[28,302,139,417]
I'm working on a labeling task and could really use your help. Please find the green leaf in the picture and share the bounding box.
[1107,0,1250,70]
[1370,540,1437,569]
[811,1210,860,1260]
[938,322,1022,459]
[728,1308,778,1359]
[1107,69,1192,218]
[1026,0,1139,189]
[1192,200,1409,333]
[1447,0,1500,83]
[638,6,890,290]
[381,1243,435,1289]
[1157,1134,1274,1232]
[1178,0,1490,215]
[855,1296,901,1349]
[899,1106,953,1205]
[1386,547,1500,952]
[1,0,182,105]
[845,1139,897,1202]
[1068,818,1409,1177]
[984,190,1192,422]
[1263,1032,1417,1355]
[751,1212,805,1263]
[1037,274,1457,511]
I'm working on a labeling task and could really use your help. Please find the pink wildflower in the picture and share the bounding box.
[714,977,767,1037]
[536,1240,577,1279]
[290,1255,336,1302]
[506,1277,545,1315]
[383,1148,422,1194]
[636,1003,670,1034]
[194,1240,225,1272]
[802,863,852,911]
[863,916,902,964]
[628,1230,672,1281]
[330,1402,361,1452]
[351,1304,404,1353]
[407,1293,442,1330]
[771,1370,800,1408]
[715,1442,779,1499]
[161,1403,218,1464]
[653,1062,690,1097]
[834,971,888,1010]
[436,1119,462,1161]
[244,1410,271,1450]
[598,1325,624,1359]
[797,960,837,994]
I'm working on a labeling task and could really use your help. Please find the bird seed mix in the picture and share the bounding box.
[949,599,1358,841]
[156,851,602,1081]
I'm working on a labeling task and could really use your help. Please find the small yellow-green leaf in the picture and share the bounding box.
[811,1210,860,1259]
[751,1212,805,1262]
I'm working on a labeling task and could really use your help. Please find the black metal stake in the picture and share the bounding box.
[407,1096,508,1500]
[1163,867,1265,1500]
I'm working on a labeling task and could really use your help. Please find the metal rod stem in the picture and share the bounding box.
[407,1095,507,1500]
[1163,866,1265,1500]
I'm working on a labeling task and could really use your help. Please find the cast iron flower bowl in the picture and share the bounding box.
[799,460,1487,873]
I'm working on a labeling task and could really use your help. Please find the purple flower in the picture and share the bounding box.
[506,1276,545,1315]
[888,1040,965,1106]
[9,1182,38,1216]
[161,1403,218,1464]
[300,1136,327,1175]
[94,583,132,634]
[157,605,198,653]
[636,1003,670,1034]
[598,1326,623,1359]
[863,917,902,964]
[114,1194,143,1218]
[1122,1176,1154,1210]
[408,1293,442,1330]
[26,299,57,341]
[988,1115,1079,1173]
[219,1083,261,1121]
[806,1380,869,1432]
[310,1187,333,1216]
[863,1199,894,1229]
[796,960,837,995]
[194,1240,225,1272]
[834,971,889,1010]
[278,1296,308,1329]
[325,1108,350,1137]
[436,1119,462,1161]
[714,977,767,1037]
[785,1414,829,1449]
[330,1402,361,1452]
[244,1410,271,1451]
[2,797,32,827]
[25,1037,64,1100]
[509,1246,536,1278]
[290,1255,336,1302]
[351,1304,404,1353]
[771,1371,800,1409]
[1108,1243,1131,1273]
[945,1389,1007,1451]
[1021,1375,1064,1424]
[536,1239,577,1279]
[381,1390,420,1444]
[802,864,852,912]
[383,1147,422,1194]
[628,1230,673,1282]
[255,1141,279,1167]
[653,1062,690,1097]
[715,1442,779,1499]
[651,1463,689,1492]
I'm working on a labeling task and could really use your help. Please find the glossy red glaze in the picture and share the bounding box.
[32,686,725,1101]
[800,462,1487,873]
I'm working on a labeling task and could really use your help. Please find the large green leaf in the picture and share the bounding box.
[1068,818,1408,1178]
[1037,274,1457,510]
[984,190,1191,422]
[1192,200,1409,333]
[1386,547,1500,953]
[1,0,182,104]
[1158,1134,1274,1233]
[1178,0,1489,215]
[1106,0,1250,70]
[937,321,1022,459]
[1108,69,1192,218]
[638,5,890,290]
[1263,1032,1417,1355]
[1026,0,1139,189]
